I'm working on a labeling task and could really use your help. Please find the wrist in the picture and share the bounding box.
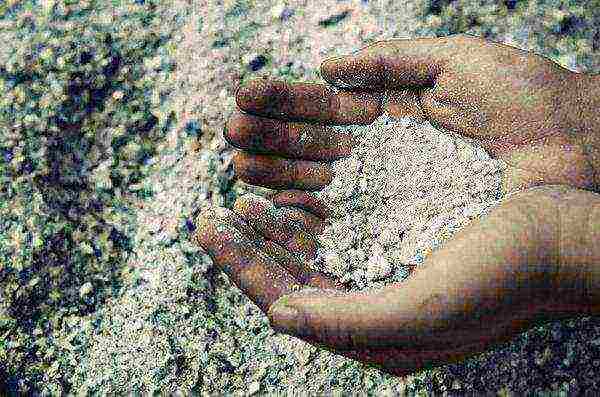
[495,71,600,196]
[565,72,600,193]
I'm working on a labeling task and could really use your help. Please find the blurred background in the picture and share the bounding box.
[1,0,599,394]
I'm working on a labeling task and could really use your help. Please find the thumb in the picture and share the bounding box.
[320,35,472,90]
[267,287,405,350]
[267,288,349,344]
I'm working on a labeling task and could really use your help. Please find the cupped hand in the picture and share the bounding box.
[194,186,569,377]
[227,33,595,194]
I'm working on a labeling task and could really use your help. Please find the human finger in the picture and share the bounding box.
[235,77,383,125]
[193,206,303,312]
[261,239,345,290]
[272,189,334,220]
[217,203,344,291]
[320,34,476,90]
[267,288,536,377]
[233,151,333,191]
[233,193,323,262]
[225,109,357,162]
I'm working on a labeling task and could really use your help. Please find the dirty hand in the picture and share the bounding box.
[229,33,595,195]
[194,183,600,377]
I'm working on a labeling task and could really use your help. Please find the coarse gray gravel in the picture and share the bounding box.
[22,0,600,394]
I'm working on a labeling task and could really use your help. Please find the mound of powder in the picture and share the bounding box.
[309,112,509,292]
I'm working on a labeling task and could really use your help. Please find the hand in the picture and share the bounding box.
[193,192,345,312]
[228,33,595,195]
[195,183,600,377]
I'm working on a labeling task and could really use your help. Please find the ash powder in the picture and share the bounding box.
[308,112,510,292]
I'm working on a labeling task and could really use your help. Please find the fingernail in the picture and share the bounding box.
[271,304,301,335]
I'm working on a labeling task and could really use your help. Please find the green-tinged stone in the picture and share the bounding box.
[224,0,253,22]
[235,22,261,43]
[318,10,351,28]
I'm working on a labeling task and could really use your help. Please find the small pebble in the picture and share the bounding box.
[247,380,261,396]
[79,282,93,298]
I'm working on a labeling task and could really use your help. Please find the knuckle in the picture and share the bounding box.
[283,158,298,184]
[225,114,247,143]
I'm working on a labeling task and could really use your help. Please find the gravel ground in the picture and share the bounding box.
[4,0,600,394]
